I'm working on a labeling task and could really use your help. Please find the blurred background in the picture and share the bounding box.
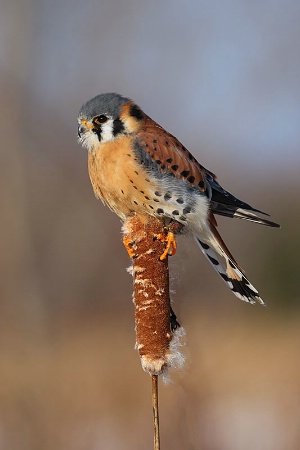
[1,0,299,449]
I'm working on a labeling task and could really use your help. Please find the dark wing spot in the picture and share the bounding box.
[198,181,205,188]
[171,165,179,171]
[181,170,190,177]
[134,170,139,175]
[187,176,195,183]
[157,208,164,214]
[133,201,138,205]
[166,158,173,163]
[172,210,180,215]
[130,104,144,120]
[161,164,166,170]
[156,160,162,165]
[164,192,172,201]
[153,198,159,202]
[188,153,194,161]
[183,206,192,214]
[149,205,154,210]
[176,198,184,204]
[155,191,162,197]
[153,139,157,143]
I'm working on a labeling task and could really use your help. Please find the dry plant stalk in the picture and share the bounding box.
[152,375,160,450]
[123,214,184,450]
[123,214,184,376]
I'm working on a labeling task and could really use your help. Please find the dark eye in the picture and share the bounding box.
[93,115,108,125]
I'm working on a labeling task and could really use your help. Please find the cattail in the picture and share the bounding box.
[123,214,184,377]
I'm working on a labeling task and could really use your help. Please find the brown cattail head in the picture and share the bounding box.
[123,214,184,376]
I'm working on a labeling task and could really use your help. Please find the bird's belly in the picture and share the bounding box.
[88,142,209,229]
[88,144,161,220]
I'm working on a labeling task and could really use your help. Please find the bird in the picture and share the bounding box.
[77,92,279,306]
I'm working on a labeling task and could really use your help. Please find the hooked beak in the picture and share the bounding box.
[78,119,94,138]
[78,123,86,138]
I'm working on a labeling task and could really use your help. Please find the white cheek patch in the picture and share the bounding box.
[78,118,115,151]
[101,120,114,143]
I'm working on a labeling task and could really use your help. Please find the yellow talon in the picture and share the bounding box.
[123,236,136,258]
[157,231,177,260]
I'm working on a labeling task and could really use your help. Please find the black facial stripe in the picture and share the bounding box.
[113,118,125,137]
[130,104,144,121]
[92,127,102,141]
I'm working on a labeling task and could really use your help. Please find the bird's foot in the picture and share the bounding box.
[123,236,136,258]
[156,231,177,260]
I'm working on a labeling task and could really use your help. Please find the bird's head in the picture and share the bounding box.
[77,92,145,151]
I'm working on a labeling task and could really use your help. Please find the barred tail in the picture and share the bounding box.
[195,237,264,305]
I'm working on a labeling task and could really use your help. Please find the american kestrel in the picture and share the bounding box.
[77,93,279,305]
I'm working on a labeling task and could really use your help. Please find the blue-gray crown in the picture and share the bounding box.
[79,93,130,120]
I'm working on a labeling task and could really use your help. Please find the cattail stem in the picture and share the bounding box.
[123,214,185,450]
[152,375,160,450]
